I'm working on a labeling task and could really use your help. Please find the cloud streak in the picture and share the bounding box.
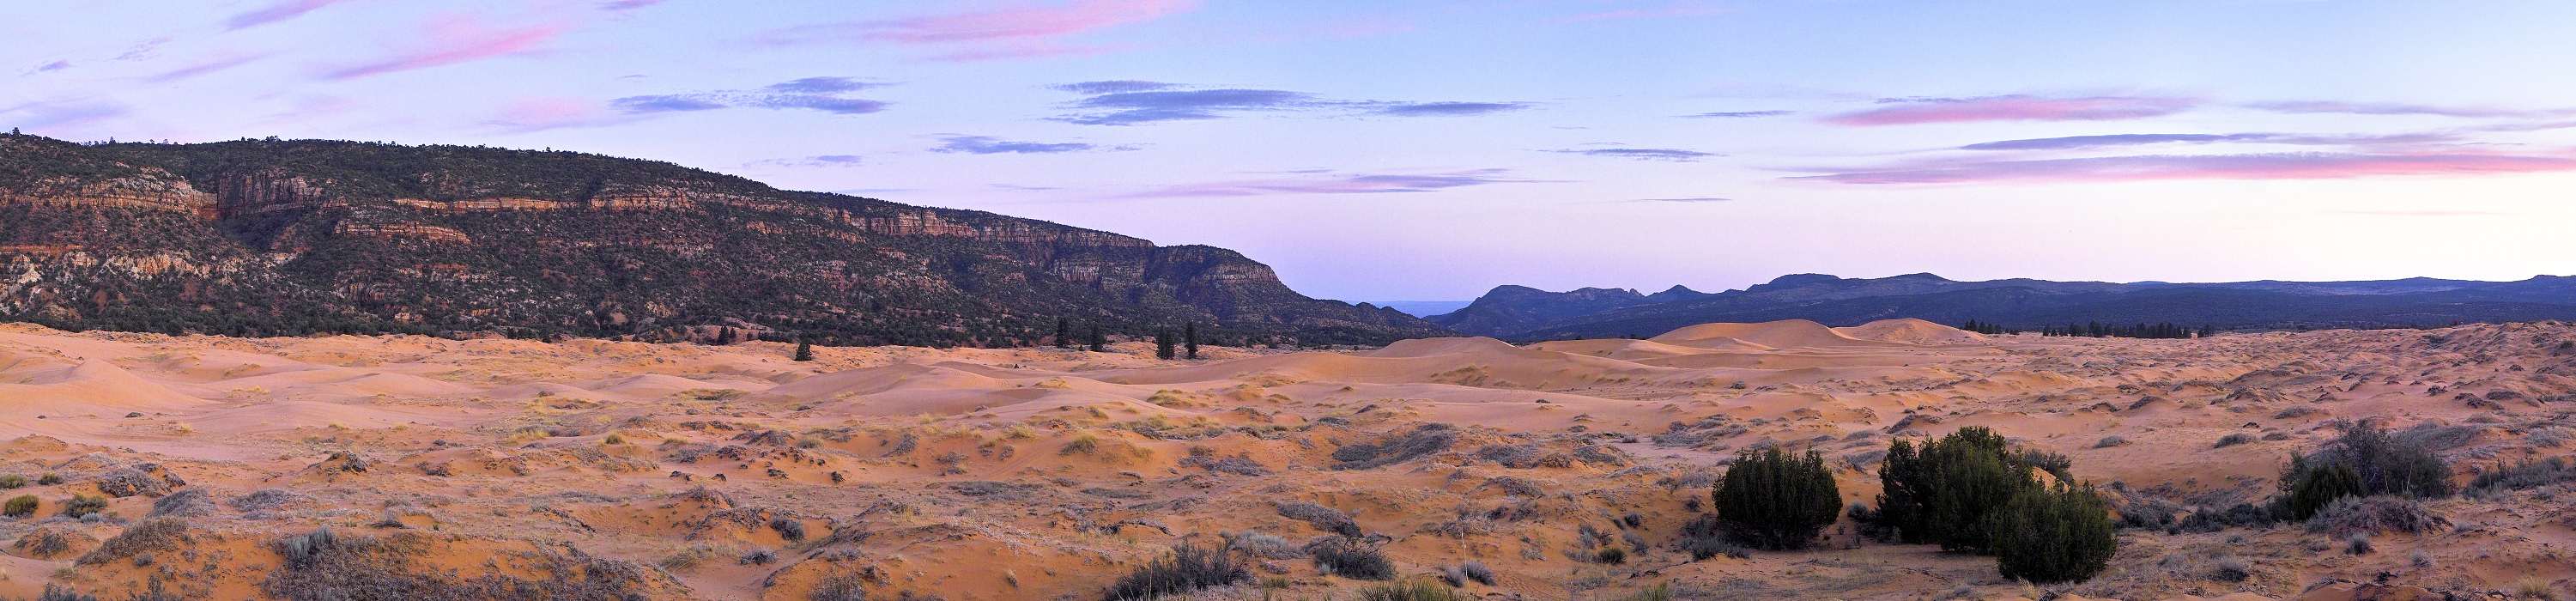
[609,76,892,116]
[1121,168,1561,197]
[1372,101,1532,117]
[323,17,566,80]
[226,0,348,30]
[1959,131,2458,151]
[933,135,1099,154]
[1052,83,1528,125]
[1794,151,2576,185]
[1550,148,1718,161]
[1682,110,1792,118]
[2246,100,2576,119]
[147,54,270,83]
[1827,94,2196,125]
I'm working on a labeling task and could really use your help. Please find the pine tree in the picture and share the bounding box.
[1055,318,1072,349]
[1184,323,1200,360]
[1712,446,1842,549]
[793,338,814,361]
[1087,325,1106,352]
[1155,329,1177,360]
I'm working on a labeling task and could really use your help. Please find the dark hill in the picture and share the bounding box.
[0,133,1445,346]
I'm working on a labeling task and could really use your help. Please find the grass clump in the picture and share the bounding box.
[0,474,25,489]
[1357,578,1470,600]
[1308,537,1395,580]
[59,495,106,519]
[1102,542,1249,601]
[3,495,35,518]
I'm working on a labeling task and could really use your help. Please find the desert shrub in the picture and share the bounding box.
[2281,423,2452,504]
[276,527,337,568]
[1877,427,2040,551]
[1986,484,2117,583]
[2282,462,2366,519]
[0,474,24,489]
[38,473,62,485]
[2305,495,2446,536]
[261,530,660,600]
[809,573,868,601]
[2470,457,2576,493]
[19,528,72,557]
[1616,583,1674,601]
[1332,423,1458,470]
[1307,537,1395,580]
[76,519,191,567]
[1276,501,1362,537]
[2016,448,2074,481]
[770,518,806,542]
[1103,542,1248,600]
[231,489,303,512]
[2215,433,2258,448]
[1058,434,1099,456]
[1594,546,1628,564]
[1457,561,1496,586]
[1223,531,1303,559]
[3,495,34,518]
[59,495,106,518]
[739,549,776,565]
[2092,435,2128,449]
[2209,555,2252,582]
[1711,446,1840,549]
[148,489,215,518]
[2175,502,2276,532]
[1676,514,1749,560]
[2344,532,2373,555]
[2515,577,2558,601]
[1356,579,1469,601]
[38,586,98,601]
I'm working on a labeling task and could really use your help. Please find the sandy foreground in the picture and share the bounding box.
[0,319,2569,599]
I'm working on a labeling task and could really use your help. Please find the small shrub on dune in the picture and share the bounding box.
[1457,561,1496,586]
[0,474,26,489]
[2305,495,2446,537]
[1103,542,1249,600]
[2278,422,2453,519]
[59,495,106,519]
[3,495,35,518]
[1357,578,1470,601]
[1711,446,1841,550]
[808,573,868,601]
[37,473,62,486]
[2215,433,2258,448]
[1307,537,1396,580]
[2470,457,2576,494]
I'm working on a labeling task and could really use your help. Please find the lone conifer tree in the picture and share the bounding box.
[793,338,814,361]
[1155,329,1177,360]
[1055,318,1072,349]
[1184,323,1200,359]
[1087,325,1106,352]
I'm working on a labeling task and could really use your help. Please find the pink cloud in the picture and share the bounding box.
[761,0,1192,60]
[1826,95,2197,125]
[323,16,567,80]
[148,53,270,83]
[1794,151,2576,185]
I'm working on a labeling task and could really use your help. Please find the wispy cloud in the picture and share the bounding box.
[1959,131,2457,151]
[146,53,270,83]
[933,135,1100,154]
[1051,80,1176,94]
[1052,83,1528,125]
[2246,100,2576,119]
[0,99,130,130]
[1373,101,1532,117]
[1058,88,1320,124]
[609,76,892,116]
[1549,148,1718,161]
[1628,197,1733,203]
[598,0,665,10]
[1121,168,1562,197]
[227,0,349,30]
[1793,151,2576,185]
[1827,94,2197,126]
[752,155,866,167]
[30,60,72,74]
[610,94,725,113]
[767,76,884,94]
[322,16,567,80]
[759,0,1195,62]
[1682,110,1792,118]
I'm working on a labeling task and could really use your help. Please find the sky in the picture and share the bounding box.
[9,1,2576,303]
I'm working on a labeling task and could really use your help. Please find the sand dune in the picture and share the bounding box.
[0,319,2567,600]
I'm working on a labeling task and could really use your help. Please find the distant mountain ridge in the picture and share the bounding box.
[0,132,1446,346]
[1431,272,2576,339]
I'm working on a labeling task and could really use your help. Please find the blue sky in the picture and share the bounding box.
[9,1,2575,302]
